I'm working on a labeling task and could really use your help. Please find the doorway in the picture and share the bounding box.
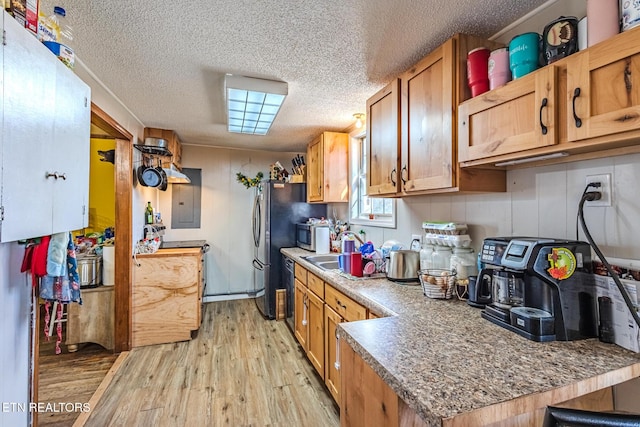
[34,103,134,425]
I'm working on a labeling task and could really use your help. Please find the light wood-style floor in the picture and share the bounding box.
[38,306,118,427]
[84,299,340,426]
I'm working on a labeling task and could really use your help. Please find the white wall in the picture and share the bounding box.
[0,243,32,427]
[157,145,304,297]
[349,154,640,260]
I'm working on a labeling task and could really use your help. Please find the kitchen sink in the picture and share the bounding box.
[301,254,340,271]
[300,254,384,280]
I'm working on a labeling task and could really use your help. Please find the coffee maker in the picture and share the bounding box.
[479,237,597,342]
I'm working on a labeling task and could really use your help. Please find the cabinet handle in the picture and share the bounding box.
[335,329,341,371]
[58,173,67,180]
[401,165,408,185]
[45,171,60,180]
[336,299,347,310]
[302,294,308,326]
[539,97,548,135]
[572,88,582,128]
[390,168,397,186]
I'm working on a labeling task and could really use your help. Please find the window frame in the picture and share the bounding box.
[348,131,396,229]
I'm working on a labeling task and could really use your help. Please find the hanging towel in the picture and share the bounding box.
[47,232,69,277]
[40,233,81,304]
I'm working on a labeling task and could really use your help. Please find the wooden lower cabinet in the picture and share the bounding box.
[307,290,325,378]
[66,286,114,351]
[341,339,621,427]
[325,305,342,403]
[132,248,202,347]
[293,264,370,406]
[294,278,308,349]
[294,273,325,379]
[341,339,401,427]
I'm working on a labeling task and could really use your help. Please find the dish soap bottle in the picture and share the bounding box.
[145,202,154,225]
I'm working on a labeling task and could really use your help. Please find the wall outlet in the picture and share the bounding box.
[411,234,422,249]
[585,173,612,207]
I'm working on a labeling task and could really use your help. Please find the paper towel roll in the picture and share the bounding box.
[315,227,330,254]
[102,245,115,286]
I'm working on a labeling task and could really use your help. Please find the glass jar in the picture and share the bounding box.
[450,247,477,279]
[419,244,434,270]
[431,246,452,270]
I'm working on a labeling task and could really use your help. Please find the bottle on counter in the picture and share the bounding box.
[431,246,452,270]
[419,243,434,270]
[145,202,154,225]
[450,247,477,279]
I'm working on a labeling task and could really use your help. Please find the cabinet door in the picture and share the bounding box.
[401,40,455,192]
[2,14,56,241]
[458,66,558,164]
[321,132,349,202]
[51,60,90,234]
[306,289,325,379]
[366,79,400,196]
[307,135,323,202]
[325,305,342,404]
[294,279,308,349]
[132,254,199,347]
[567,33,640,142]
[0,14,90,242]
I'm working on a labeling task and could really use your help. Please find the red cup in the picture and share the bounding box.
[349,253,363,277]
[467,47,490,97]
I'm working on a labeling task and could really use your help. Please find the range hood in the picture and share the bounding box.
[163,164,191,184]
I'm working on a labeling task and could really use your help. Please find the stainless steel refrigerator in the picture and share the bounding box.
[252,180,326,319]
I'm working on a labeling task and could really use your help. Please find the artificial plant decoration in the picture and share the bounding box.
[236,171,264,188]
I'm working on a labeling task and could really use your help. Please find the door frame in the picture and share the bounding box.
[90,103,133,352]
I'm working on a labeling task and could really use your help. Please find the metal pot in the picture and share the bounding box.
[386,250,420,283]
[77,255,102,288]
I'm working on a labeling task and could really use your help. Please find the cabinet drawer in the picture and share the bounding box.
[295,263,307,285]
[324,285,367,322]
[308,272,324,298]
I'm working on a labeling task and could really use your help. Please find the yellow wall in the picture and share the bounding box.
[86,138,116,234]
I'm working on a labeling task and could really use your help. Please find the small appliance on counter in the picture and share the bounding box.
[479,237,597,342]
[387,250,420,284]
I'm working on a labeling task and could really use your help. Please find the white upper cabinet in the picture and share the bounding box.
[1,11,91,242]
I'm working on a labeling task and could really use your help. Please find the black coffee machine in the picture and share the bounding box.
[479,237,597,342]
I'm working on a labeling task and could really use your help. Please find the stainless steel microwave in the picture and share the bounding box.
[296,223,318,251]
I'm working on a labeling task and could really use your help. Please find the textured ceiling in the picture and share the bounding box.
[41,0,549,152]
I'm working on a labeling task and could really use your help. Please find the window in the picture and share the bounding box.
[349,135,396,228]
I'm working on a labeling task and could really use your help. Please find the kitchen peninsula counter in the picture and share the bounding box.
[281,247,640,426]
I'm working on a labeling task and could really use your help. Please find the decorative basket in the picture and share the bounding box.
[419,269,457,299]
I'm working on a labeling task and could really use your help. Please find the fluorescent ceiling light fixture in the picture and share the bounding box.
[163,164,191,183]
[494,152,569,167]
[225,75,288,135]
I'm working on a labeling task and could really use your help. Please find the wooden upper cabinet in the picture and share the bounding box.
[306,131,349,203]
[366,79,401,197]
[143,127,183,170]
[567,30,640,143]
[401,40,455,192]
[458,65,559,163]
[367,34,505,197]
[458,27,640,169]
[307,136,323,201]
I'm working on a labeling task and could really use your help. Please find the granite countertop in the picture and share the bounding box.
[281,247,640,426]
